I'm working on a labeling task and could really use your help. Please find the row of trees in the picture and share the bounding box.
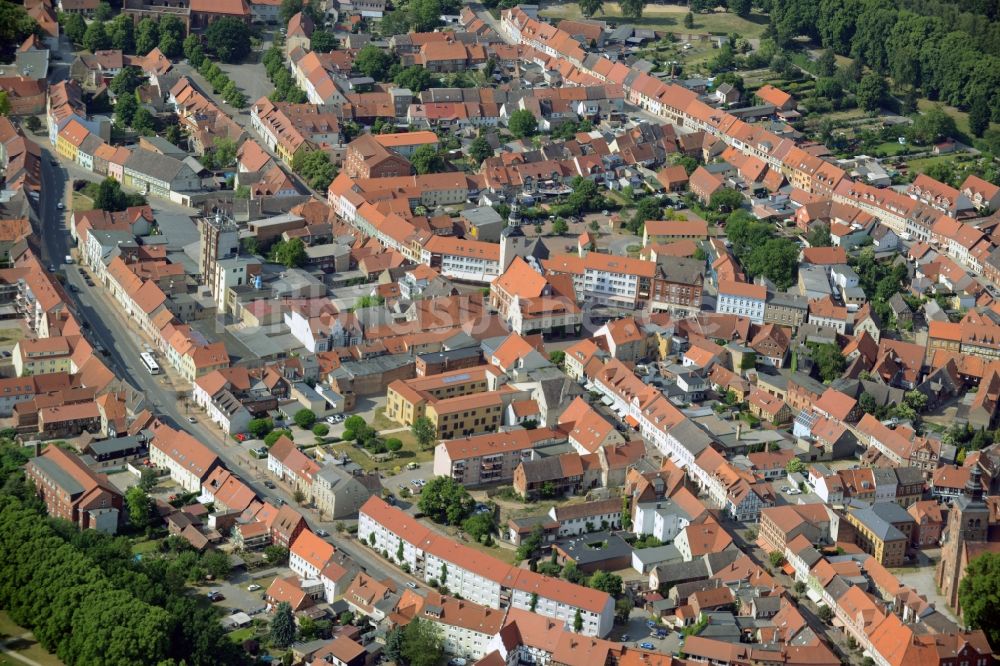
[767,0,1000,127]
[379,0,461,36]
[0,438,245,665]
[263,46,308,104]
[60,13,185,58]
[195,54,248,109]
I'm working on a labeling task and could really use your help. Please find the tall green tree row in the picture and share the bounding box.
[767,0,1000,122]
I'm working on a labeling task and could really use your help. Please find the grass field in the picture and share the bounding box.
[0,611,63,666]
[539,2,769,37]
[916,99,985,138]
[0,328,23,345]
[329,429,431,474]
[71,191,93,212]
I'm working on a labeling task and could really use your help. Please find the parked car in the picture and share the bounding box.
[639,643,654,650]
[247,584,261,592]
[315,529,329,537]
[406,582,417,589]
[264,480,276,489]
[207,591,224,602]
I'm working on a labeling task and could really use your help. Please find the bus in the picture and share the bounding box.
[139,352,160,375]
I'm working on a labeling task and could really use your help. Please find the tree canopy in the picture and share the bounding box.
[204,17,251,63]
[508,110,538,138]
[354,44,399,80]
[292,149,337,191]
[418,476,475,525]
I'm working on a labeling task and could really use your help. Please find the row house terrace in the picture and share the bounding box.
[358,496,615,637]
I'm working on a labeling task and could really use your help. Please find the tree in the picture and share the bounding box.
[83,21,111,52]
[292,149,336,191]
[683,12,694,28]
[108,14,135,52]
[859,392,877,415]
[807,223,832,247]
[768,551,786,568]
[393,65,434,92]
[418,476,475,525]
[461,512,495,543]
[270,602,296,647]
[132,107,156,136]
[110,67,145,98]
[95,1,113,20]
[573,609,584,633]
[114,92,138,129]
[508,109,538,139]
[408,0,444,32]
[552,219,569,235]
[411,144,445,174]
[184,33,204,64]
[401,618,444,666]
[135,18,160,55]
[903,390,928,413]
[354,44,397,80]
[619,0,646,20]
[710,188,744,212]
[970,95,990,139]
[201,549,231,580]
[310,29,337,53]
[411,416,437,450]
[293,408,317,429]
[909,106,958,145]
[385,627,405,663]
[205,17,251,63]
[588,571,623,596]
[95,177,130,211]
[468,135,493,163]
[265,545,289,564]
[785,458,806,474]
[158,15,185,54]
[728,0,751,17]
[125,486,153,528]
[265,429,292,448]
[856,72,886,113]
[816,605,834,623]
[579,0,603,17]
[139,468,159,491]
[206,137,238,170]
[271,238,307,268]
[810,343,847,382]
[62,13,86,44]
[0,92,8,117]
[817,48,836,77]
[248,418,273,438]
[279,0,304,24]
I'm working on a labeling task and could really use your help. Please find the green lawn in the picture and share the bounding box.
[0,328,23,345]
[539,2,769,37]
[873,141,911,157]
[71,191,93,212]
[371,407,395,431]
[916,99,995,139]
[330,429,433,474]
[132,539,161,556]
[226,627,256,644]
[905,155,962,176]
[0,611,63,666]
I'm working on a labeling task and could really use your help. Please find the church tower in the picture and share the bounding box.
[936,463,989,609]
[500,197,527,271]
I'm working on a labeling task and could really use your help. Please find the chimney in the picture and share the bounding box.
[735,422,742,440]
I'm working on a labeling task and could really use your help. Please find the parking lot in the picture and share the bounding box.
[202,567,290,616]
